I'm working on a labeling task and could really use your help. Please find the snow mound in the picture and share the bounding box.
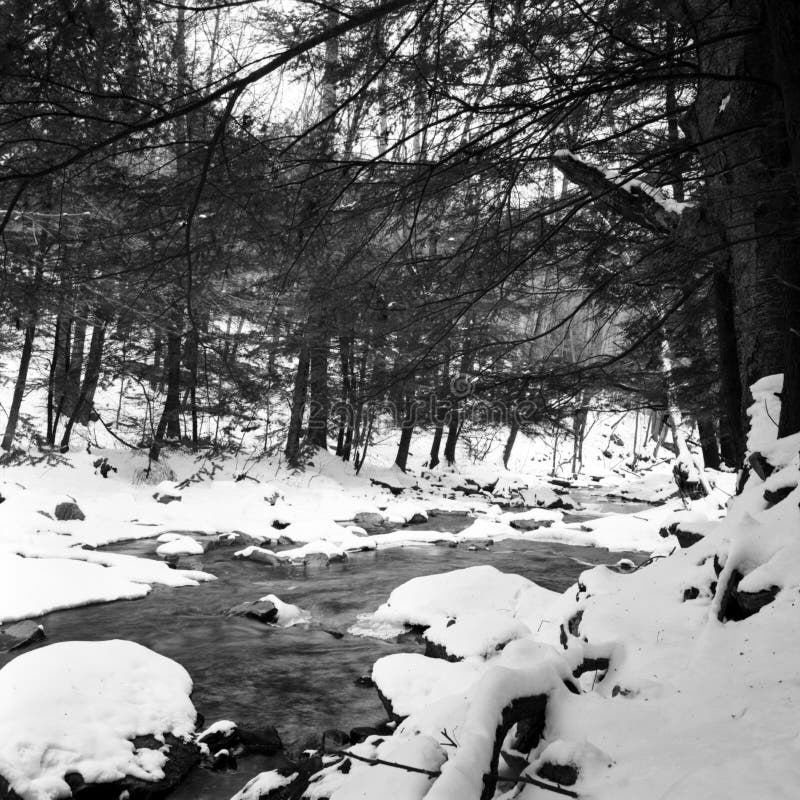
[0,640,196,800]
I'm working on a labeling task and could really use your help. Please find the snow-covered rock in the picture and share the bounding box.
[0,640,198,800]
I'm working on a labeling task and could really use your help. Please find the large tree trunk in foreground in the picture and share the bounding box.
[674,0,790,415]
[765,0,800,438]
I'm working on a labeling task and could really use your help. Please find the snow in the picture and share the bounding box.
[747,373,783,454]
[0,640,196,800]
[372,653,483,717]
[423,611,531,659]
[230,769,297,800]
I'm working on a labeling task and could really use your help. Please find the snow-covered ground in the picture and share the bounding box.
[2,357,766,800]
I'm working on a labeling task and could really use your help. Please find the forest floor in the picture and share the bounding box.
[1,391,798,800]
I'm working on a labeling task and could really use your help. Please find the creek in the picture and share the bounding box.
[0,501,648,799]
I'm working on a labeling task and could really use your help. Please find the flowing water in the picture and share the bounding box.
[1,504,648,798]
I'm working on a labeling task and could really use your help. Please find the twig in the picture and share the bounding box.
[334,751,579,797]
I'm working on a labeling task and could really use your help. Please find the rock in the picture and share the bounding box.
[369,479,405,495]
[197,720,239,753]
[234,547,285,566]
[209,749,238,771]
[764,484,796,506]
[246,754,324,800]
[354,674,375,688]
[659,521,704,548]
[349,725,391,744]
[537,761,579,786]
[717,569,780,622]
[321,729,350,754]
[0,620,45,652]
[748,451,774,481]
[5,734,201,800]
[54,501,85,521]
[93,457,118,479]
[153,491,181,504]
[121,733,200,797]
[277,535,295,546]
[238,724,283,755]
[353,512,386,528]
[217,532,270,548]
[406,512,427,525]
[271,519,291,530]
[509,518,554,532]
[226,599,278,624]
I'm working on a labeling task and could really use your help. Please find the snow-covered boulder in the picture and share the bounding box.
[156,534,204,557]
[0,640,198,800]
[370,565,535,630]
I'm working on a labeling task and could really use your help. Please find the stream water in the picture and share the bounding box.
[1,503,648,799]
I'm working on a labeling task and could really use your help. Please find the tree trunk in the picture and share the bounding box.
[697,414,721,470]
[164,311,182,440]
[336,335,352,457]
[765,0,800,438]
[711,270,746,465]
[152,332,163,391]
[305,309,329,450]
[184,324,199,449]
[47,311,71,444]
[63,307,87,419]
[77,316,107,426]
[60,317,107,451]
[285,342,310,465]
[395,391,416,472]
[443,340,471,465]
[502,421,519,469]
[675,0,788,415]
[1,324,36,452]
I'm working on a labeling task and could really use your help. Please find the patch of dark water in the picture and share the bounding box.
[0,510,643,799]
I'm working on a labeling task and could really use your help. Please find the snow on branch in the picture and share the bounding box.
[552,150,690,234]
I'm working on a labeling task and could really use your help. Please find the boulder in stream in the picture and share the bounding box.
[225,599,279,624]
[353,511,386,528]
[0,620,45,652]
